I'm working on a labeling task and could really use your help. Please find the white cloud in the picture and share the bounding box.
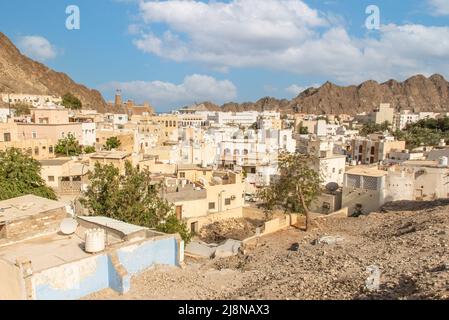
[285,83,320,96]
[428,0,449,16]
[101,74,237,109]
[132,0,449,84]
[17,35,57,61]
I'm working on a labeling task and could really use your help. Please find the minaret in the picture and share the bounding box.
[114,89,122,107]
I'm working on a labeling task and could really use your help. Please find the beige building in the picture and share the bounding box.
[31,109,69,124]
[95,129,136,153]
[385,160,449,202]
[342,166,387,216]
[164,171,245,233]
[149,115,179,142]
[0,121,56,160]
[40,159,90,195]
[370,103,395,125]
[17,122,83,142]
[350,135,406,165]
[88,151,132,174]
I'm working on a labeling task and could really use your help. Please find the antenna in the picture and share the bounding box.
[60,218,78,235]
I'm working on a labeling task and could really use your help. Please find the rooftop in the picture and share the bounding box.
[78,216,148,237]
[402,160,442,168]
[177,164,213,171]
[164,184,207,202]
[90,151,130,160]
[0,195,67,223]
[39,158,71,166]
[346,166,387,178]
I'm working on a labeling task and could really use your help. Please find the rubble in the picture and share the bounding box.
[198,218,263,243]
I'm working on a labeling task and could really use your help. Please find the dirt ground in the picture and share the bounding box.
[86,201,449,300]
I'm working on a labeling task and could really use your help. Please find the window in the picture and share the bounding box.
[3,132,11,142]
[180,172,186,178]
[225,198,231,206]
[48,176,55,182]
[208,202,215,210]
[34,147,39,155]
[49,146,54,153]
[32,131,37,139]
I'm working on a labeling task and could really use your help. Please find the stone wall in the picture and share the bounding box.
[5,208,68,242]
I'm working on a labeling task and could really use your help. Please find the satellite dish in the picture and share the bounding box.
[60,218,79,235]
[325,182,339,193]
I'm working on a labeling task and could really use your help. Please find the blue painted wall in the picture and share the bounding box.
[35,255,110,300]
[33,236,178,300]
[117,237,178,275]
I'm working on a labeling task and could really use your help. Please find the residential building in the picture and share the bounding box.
[342,166,387,216]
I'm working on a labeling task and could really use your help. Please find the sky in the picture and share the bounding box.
[1,0,449,112]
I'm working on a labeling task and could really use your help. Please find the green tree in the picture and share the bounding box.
[360,121,390,136]
[55,133,82,156]
[83,145,96,154]
[62,93,82,110]
[80,161,192,242]
[12,102,31,116]
[0,148,56,201]
[298,126,309,134]
[104,136,121,151]
[259,153,321,231]
[80,163,121,217]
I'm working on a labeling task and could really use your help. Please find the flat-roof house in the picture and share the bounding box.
[0,195,183,300]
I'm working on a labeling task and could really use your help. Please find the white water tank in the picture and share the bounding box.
[84,229,105,253]
[439,156,448,167]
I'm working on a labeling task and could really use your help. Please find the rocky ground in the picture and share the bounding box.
[87,201,449,300]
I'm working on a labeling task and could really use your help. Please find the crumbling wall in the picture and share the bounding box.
[0,258,26,300]
[116,235,179,275]
[32,254,110,300]
[5,208,68,242]
[29,234,181,300]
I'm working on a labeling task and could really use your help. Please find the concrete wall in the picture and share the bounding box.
[0,258,26,300]
[30,235,179,300]
[32,254,110,300]
[185,207,243,231]
[342,187,384,216]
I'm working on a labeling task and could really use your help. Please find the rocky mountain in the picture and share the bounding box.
[203,74,449,115]
[0,32,109,112]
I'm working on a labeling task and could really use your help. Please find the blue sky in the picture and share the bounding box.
[1,0,449,111]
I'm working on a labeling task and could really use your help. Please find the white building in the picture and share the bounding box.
[395,110,419,130]
[209,112,259,127]
[1,94,62,108]
[0,108,11,123]
[81,122,96,147]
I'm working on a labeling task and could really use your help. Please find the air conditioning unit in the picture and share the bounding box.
[230,195,236,200]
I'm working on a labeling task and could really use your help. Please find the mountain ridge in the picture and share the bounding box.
[0,32,109,112]
[200,73,449,115]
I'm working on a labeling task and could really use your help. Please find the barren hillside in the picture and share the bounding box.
[87,200,449,300]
